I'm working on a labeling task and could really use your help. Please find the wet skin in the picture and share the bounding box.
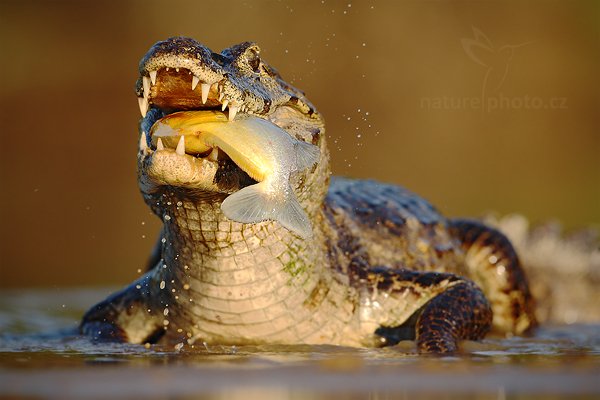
[81,37,536,353]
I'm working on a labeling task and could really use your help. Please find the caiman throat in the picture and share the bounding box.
[81,37,537,353]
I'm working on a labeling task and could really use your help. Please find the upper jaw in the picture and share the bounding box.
[136,37,319,125]
[137,38,271,122]
[136,64,245,123]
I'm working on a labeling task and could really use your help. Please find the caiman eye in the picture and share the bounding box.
[249,57,260,72]
[245,46,261,73]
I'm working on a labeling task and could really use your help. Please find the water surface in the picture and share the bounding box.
[1,288,598,399]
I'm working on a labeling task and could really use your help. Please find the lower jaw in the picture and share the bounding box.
[139,151,220,192]
[138,149,256,201]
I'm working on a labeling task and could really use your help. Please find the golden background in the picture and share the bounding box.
[0,1,598,288]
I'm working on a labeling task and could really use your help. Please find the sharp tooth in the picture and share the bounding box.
[149,70,157,85]
[221,100,228,111]
[165,67,170,71]
[228,105,238,121]
[201,83,210,104]
[138,97,148,117]
[218,92,224,101]
[208,147,219,161]
[157,138,164,151]
[191,75,200,91]
[143,76,150,98]
[176,135,185,156]
[176,67,180,72]
[139,131,148,152]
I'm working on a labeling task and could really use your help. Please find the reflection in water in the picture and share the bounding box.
[0,288,599,399]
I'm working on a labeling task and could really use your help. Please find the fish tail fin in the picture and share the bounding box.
[294,140,320,171]
[221,182,313,239]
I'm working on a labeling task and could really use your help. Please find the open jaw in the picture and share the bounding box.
[135,38,323,202]
[137,66,261,194]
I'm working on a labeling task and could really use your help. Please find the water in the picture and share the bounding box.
[1,288,599,399]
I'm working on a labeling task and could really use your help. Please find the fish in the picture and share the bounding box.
[149,110,320,238]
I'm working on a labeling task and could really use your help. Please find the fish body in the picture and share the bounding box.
[150,111,320,238]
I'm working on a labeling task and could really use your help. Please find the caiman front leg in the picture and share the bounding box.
[415,279,492,353]
[80,271,165,344]
[370,268,492,354]
[81,232,168,343]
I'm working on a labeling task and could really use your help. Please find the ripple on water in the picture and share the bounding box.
[0,288,599,399]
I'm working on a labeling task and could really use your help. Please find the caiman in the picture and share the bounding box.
[81,37,537,353]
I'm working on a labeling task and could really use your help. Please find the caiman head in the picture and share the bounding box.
[135,37,329,235]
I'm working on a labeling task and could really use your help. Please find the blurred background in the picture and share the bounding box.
[0,0,598,288]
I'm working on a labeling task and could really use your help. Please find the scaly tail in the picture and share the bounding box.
[449,219,537,335]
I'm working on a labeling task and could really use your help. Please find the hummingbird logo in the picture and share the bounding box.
[461,27,533,108]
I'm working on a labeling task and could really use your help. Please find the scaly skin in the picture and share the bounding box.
[81,37,536,353]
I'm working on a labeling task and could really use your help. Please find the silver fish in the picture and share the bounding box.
[150,111,320,238]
